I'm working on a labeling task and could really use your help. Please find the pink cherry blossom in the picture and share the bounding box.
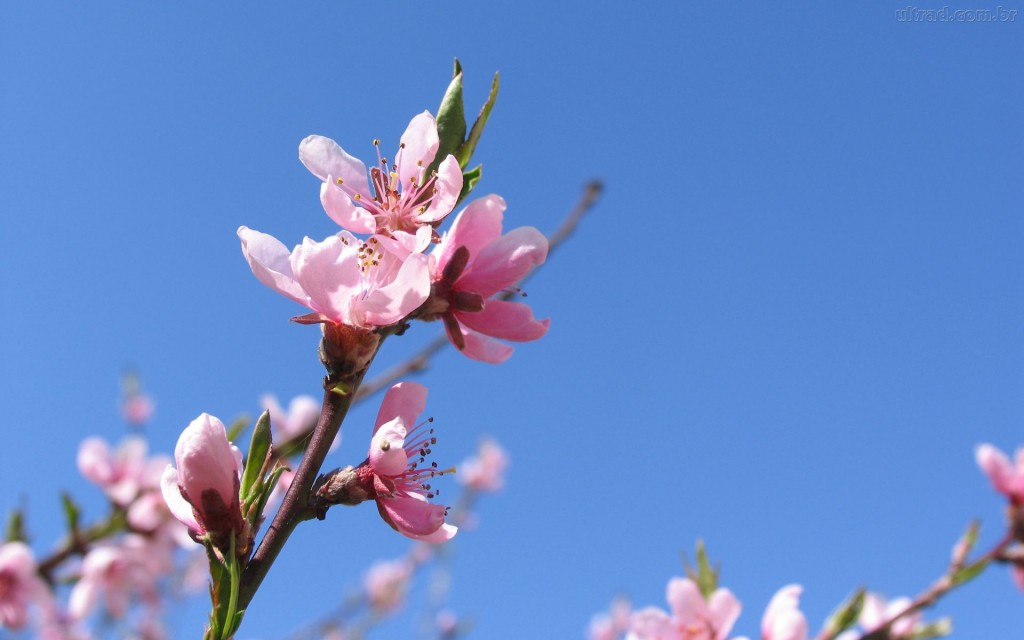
[238,227,430,328]
[0,542,51,630]
[160,413,244,541]
[589,597,632,640]
[627,577,740,640]
[975,443,1024,505]
[423,195,550,363]
[761,585,808,640]
[459,438,509,492]
[68,535,170,621]
[121,393,155,426]
[363,558,413,613]
[78,436,169,507]
[299,112,463,254]
[858,593,919,639]
[261,393,321,441]
[356,382,457,543]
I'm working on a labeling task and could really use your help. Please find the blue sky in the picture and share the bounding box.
[1,1,1022,638]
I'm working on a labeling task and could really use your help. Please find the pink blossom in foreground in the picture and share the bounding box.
[238,227,430,328]
[975,443,1024,505]
[160,413,244,541]
[423,195,550,363]
[261,393,320,441]
[458,438,509,492]
[363,558,413,614]
[299,112,463,254]
[0,542,51,630]
[356,382,457,543]
[627,577,740,640]
[68,535,169,621]
[78,436,169,507]
[760,585,808,640]
[858,593,919,639]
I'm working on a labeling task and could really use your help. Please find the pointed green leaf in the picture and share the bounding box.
[911,617,952,639]
[951,556,990,586]
[226,415,250,443]
[457,71,499,169]
[694,540,718,598]
[241,411,273,502]
[430,60,467,176]
[951,520,980,568]
[5,509,26,543]
[457,164,483,204]
[60,493,81,534]
[823,588,866,636]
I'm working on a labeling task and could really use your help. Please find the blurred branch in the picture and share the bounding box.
[354,180,604,404]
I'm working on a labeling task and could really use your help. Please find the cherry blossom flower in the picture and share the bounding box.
[975,443,1024,505]
[459,438,509,492]
[78,436,169,507]
[357,382,456,543]
[160,413,244,543]
[299,112,463,254]
[627,577,740,640]
[422,194,550,363]
[238,227,430,329]
[121,393,155,426]
[363,558,413,614]
[858,593,919,639]
[68,535,169,621]
[760,585,808,640]
[261,393,320,442]
[0,542,51,630]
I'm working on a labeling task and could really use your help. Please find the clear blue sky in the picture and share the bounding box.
[1,2,1022,638]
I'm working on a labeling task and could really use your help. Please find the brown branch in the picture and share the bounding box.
[354,179,603,404]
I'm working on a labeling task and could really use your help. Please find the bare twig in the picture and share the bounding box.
[354,180,603,404]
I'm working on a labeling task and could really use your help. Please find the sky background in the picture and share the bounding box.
[1,1,1022,638]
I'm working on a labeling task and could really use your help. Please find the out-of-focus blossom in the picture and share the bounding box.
[423,195,549,363]
[78,437,169,507]
[360,382,456,543]
[459,438,509,492]
[122,393,155,426]
[261,394,320,442]
[1013,564,1024,591]
[589,597,631,640]
[299,112,463,254]
[160,413,244,543]
[363,558,413,614]
[436,609,460,638]
[627,577,740,640]
[238,227,430,329]
[0,542,51,630]
[858,593,919,639]
[68,535,168,621]
[976,443,1024,505]
[761,585,808,640]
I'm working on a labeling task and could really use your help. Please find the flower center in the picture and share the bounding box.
[394,418,455,501]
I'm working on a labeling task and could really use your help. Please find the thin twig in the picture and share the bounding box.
[354,179,604,404]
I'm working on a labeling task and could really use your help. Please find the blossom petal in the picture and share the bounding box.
[420,154,463,222]
[455,325,515,364]
[458,226,549,298]
[396,111,439,187]
[238,227,307,305]
[434,195,506,274]
[374,382,428,434]
[369,417,409,477]
[976,443,1014,496]
[628,607,675,638]
[406,522,457,544]
[321,181,376,234]
[299,135,371,196]
[457,299,550,342]
[667,577,708,621]
[763,585,808,640]
[160,466,200,532]
[174,414,239,514]
[379,494,446,536]
[290,235,361,323]
[708,588,742,640]
[359,252,431,326]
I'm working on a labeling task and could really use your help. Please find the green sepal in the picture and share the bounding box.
[457,71,499,169]
[5,508,26,543]
[458,164,483,204]
[241,411,273,503]
[226,415,251,443]
[682,540,719,599]
[951,556,990,586]
[429,58,467,177]
[252,464,290,523]
[204,533,243,640]
[911,617,952,639]
[823,587,866,637]
[60,493,81,536]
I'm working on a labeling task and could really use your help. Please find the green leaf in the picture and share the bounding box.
[241,411,273,503]
[911,617,952,639]
[458,164,483,204]
[226,415,251,443]
[457,70,499,169]
[693,540,718,598]
[60,493,81,534]
[430,58,467,176]
[823,588,866,637]
[951,520,980,567]
[5,509,26,543]
[951,556,990,586]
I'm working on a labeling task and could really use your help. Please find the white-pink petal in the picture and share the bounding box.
[299,135,371,196]
[396,111,440,188]
[458,225,549,298]
[238,226,307,305]
[374,382,428,434]
[457,299,550,342]
[421,154,464,222]
[320,180,376,234]
[434,195,506,274]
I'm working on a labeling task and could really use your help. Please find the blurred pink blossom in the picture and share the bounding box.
[0,542,52,630]
[238,227,430,329]
[299,112,462,254]
[975,443,1024,505]
[424,195,550,363]
[68,535,169,621]
[363,558,413,614]
[160,413,244,541]
[121,393,155,426]
[459,438,509,492]
[760,585,808,640]
[858,593,919,639]
[78,436,169,507]
[589,597,631,640]
[628,577,740,640]
[261,393,320,441]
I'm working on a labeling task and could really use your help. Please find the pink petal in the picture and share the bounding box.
[78,438,114,485]
[374,382,428,434]
[396,111,439,188]
[321,181,376,234]
[458,226,548,298]
[160,466,200,532]
[379,494,446,536]
[238,227,307,305]
[976,443,1014,496]
[433,195,506,276]
[299,135,371,196]
[406,522,457,544]
[174,414,239,513]
[453,324,514,364]
[420,154,463,222]
[667,577,708,622]
[369,417,410,477]
[708,588,741,640]
[68,580,98,622]
[360,252,431,326]
[628,606,676,638]
[457,299,550,342]
[290,235,361,323]
[763,585,807,640]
